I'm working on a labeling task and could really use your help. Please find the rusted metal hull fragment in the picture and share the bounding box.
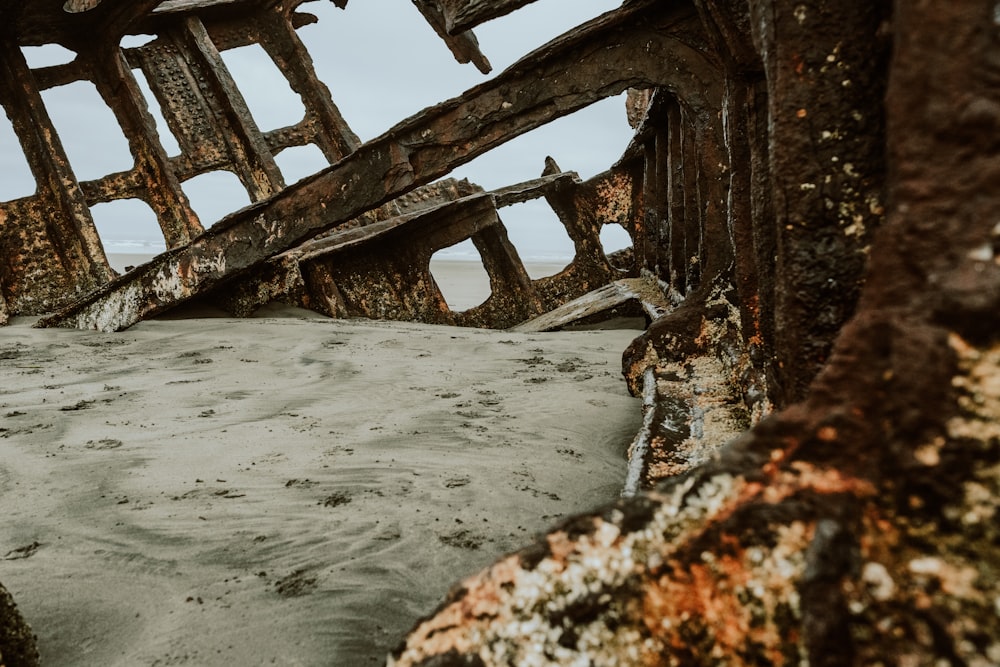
[510,277,671,333]
[215,168,635,330]
[36,0,716,331]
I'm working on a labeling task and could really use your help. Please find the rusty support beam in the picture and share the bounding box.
[723,75,767,370]
[652,115,670,280]
[256,9,361,161]
[680,112,703,291]
[411,0,491,74]
[88,0,168,45]
[174,15,285,200]
[433,0,540,35]
[218,173,571,326]
[89,45,204,247]
[749,0,888,404]
[304,194,503,325]
[640,138,659,270]
[38,0,720,330]
[666,99,686,292]
[541,160,617,274]
[0,38,113,294]
[463,222,543,327]
[215,177,483,316]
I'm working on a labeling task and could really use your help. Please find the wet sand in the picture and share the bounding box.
[0,305,642,665]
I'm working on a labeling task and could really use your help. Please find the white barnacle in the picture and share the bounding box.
[967,244,994,262]
[914,442,942,466]
[862,561,896,601]
[908,557,943,576]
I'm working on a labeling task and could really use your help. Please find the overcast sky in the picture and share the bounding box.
[1,0,634,260]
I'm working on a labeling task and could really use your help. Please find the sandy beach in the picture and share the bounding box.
[0,293,642,665]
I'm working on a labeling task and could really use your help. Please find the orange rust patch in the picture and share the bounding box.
[817,425,838,442]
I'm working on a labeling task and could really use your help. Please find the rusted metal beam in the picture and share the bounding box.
[254,9,360,161]
[0,37,114,314]
[411,0,491,74]
[217,173,573,326]
[0,0,165,48]
[317,195,502,324]
[749,0,888,404]
[88,45,204,247]
[666,98,687,290]
[174,15,285,199]
[432,0,540,35]
[38,0,720,330]
[511,276,669,333]
[680,111,703,290]
[90,0,169,43]
[216,177,483,316]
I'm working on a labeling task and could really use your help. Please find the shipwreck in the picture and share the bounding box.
[2,0,1000,665]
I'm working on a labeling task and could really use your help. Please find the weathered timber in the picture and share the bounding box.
[37,0,721,331]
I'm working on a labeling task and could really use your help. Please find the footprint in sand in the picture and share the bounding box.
[84,438,123,450]
[444,476,470,489]
[438,529,485,550]
[273,569,319,598]
[318,491,351,508]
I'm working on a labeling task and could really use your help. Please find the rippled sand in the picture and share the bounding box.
[0,304,641,665]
